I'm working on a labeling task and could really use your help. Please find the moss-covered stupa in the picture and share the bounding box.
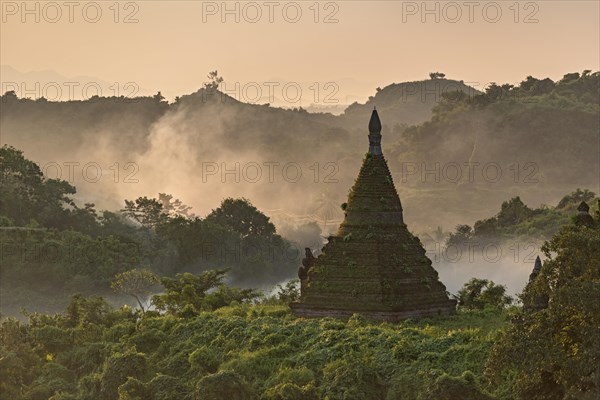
[291,109,457,321]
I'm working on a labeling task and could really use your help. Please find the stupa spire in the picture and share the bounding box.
[368,107,382,155]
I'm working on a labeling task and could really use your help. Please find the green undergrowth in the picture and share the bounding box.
[1,301,511,400]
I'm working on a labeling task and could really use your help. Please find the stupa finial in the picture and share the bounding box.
[368,108,382,155]
[368,108,382,133]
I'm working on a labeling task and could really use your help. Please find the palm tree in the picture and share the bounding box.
[312,190,342,232]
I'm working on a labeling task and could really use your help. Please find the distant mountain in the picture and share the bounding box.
[0,65,153,101]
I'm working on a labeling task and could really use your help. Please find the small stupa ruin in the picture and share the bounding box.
[523,255,549,311]
[291,109,457,321]
[529,255,543,282]
[575,201,594,227]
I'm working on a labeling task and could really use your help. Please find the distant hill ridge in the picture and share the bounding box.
[1,72,597,230]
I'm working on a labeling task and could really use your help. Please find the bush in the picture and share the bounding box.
[23,363,76,400]
[147,374,192,400]
[457,278,512,310]
[195,371,252,400]
[262,382,318,400]
[189,346,221,374]
[321,356,386,400]
[424,371,495,400]
[117,377,147,400]
[101,349,148,400]
[31,326,72,353]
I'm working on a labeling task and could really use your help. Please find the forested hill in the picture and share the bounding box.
[1,72,598,230]
[0,76,474,161]
[390,72,599,187]
[338,78,478,130]
[385,71,600,228]
[0,144,301,316]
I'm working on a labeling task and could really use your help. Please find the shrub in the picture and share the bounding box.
[189,346,221,374]
[195,371,252,400]
[423,371,495,400]
[117,377,147,400]
[262,382,318,400]
[321,357,386,400]
[101,349,148,400]
[147,374,192,400]
[457,279,512,310]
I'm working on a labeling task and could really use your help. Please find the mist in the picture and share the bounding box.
[2,74,598,300]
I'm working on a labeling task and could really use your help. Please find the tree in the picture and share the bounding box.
[100,349,148,400]
[1,90,18,101]
[429,72,446,79]
[204,70,224,91]
[152,91,165,103]
[556,188,596,209]
[206,198,275,238]
[64,294,115,327]
[111,269,160,314]
[456,278,512,309]
[561,72,580,83]
[518,76,554,96]
[157,193,194,218]
[496,197,533,227]
[488,211,600,399]
[312,190,341,232]
[274,279,300,304]
[473,217,498,238]
[152,269,260,316]
[446,224,473,247]
[0,145,77,228]
[122,197,168,229]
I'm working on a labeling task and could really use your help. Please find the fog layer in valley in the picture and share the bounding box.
[2,73,598,296]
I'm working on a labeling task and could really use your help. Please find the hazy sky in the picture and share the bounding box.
[1,1,599,101]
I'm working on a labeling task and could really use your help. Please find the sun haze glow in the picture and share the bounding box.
[1,1,598,101]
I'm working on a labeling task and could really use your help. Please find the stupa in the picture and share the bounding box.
[291,109,457,321]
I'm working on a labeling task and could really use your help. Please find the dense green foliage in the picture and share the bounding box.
[0,146,298,316]
[1,71,598,398]
[387,71,599,229]
[456,279,512,310]
[446,191,598,246]
[488,203,600,399]
[2,205,597,399]
[395,72,599,190]
[0,298,507,400]
[152,269,261,317]
[0,145,94,231]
